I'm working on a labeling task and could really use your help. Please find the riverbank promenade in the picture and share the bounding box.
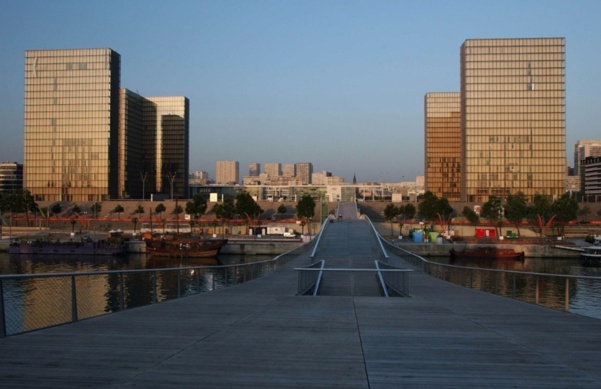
[2,205,601,387]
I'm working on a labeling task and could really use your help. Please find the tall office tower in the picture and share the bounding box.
[24,48,121,201]
[264,163,281,178]
[142,96,189,199]
[296,162,313,184]
[574,140,601,176]
[460,38,566,202]
[248,163,260,176]
[119,89,145,199]
[424,92,461,201]
[216,161,239,184]
[282,163,296,177]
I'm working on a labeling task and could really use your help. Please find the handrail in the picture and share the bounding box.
[310,215,332,260]
[313,260,325,297]
[361,214,389,259]
[0,241,315,338]
[374,260,389,297]
[382,238,601,318]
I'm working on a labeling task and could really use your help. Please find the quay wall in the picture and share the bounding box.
[396,242,581,258]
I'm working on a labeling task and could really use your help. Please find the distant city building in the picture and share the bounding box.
[460,38,566,202]
[248,163,260,177]
[0,162,23,192]
[581,156,601,201]
[282,163,296,177]
[574,140,601,176]
[216,161,239,184]
[264,163,281,178]
[189,170,210,185]
[296,162,313,184]
[312,171,332,185]
[424,92,461,201]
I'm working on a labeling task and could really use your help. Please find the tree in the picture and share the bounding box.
[235,192,263,225]
[114,204,124,220]
[417,191,453,228]
[222,199,236,233]
[462,206,480,225]
[480,196,504,238]
[550,193,579,237]
[277,204,287,220]
[132,217,139,233]
[134,205,145,215]
[185,194,207,220]
[91,202,102,219]
[505,192,528,236]
[155,203,166,219]
[578,205,591,224]
[51,203,62,219]
[530,194,553,236]
[296,194,315,235]
[384,204,399,236]
[72,205,81,215]
[401,203,416,221]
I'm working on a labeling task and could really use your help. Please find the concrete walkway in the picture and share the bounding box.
[1,210,601,387]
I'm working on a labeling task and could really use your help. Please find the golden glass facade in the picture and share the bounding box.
[425,92,461,201]
[24,48,120,201]
[460,38,566,202]
[143,97,189,199]
[119,89,145,199]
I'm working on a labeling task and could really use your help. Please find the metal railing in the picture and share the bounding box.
[0,241,314,338]
[310,215,333,261]
[383,239,601,320]
[295,262,412,297]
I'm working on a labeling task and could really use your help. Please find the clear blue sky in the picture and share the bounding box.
[1,0,600,183]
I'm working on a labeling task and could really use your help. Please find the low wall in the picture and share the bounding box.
[220,239,304,255]
[395,242,580,259]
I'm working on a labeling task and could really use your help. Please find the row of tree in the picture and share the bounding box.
[385,191,581,237]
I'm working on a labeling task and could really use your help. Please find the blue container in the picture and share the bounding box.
[412,231,423,243]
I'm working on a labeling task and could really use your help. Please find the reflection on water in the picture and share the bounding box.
[0,252,274,275]
[0,252,277,335]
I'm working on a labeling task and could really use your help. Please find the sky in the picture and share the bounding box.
[1,0,601,183]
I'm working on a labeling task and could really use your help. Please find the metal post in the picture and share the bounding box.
[564,278,570,312]
[535,277,540,305]
[153,271,157,303]
[71,275,78,323]
[119,274,125,310]
[0,279,6,338]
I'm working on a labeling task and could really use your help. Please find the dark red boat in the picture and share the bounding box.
[450,247,525,261]
[145,237,228,258]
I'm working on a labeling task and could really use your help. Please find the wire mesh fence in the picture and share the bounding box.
[0,241,314,337]
[385,241,601,320]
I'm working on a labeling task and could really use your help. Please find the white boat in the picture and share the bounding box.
[580,246,601,266]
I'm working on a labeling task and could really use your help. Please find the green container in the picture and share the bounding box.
[429,231,439,243]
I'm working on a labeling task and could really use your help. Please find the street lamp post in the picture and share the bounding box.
[140,171,148,200]
[167,171,177,200]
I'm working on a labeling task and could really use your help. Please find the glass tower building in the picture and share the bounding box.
[460,38,566,202]
[424,92,461,201]
[24,48,121,201]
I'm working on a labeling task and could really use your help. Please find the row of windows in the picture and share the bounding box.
[465,68,564,77]
[464,97,564,105]
[464,82,564,92]
[26,89,112,97]
[465,105,564,114]
[463,39,564,49]
[464,137,564,146]
[464,61,564,70]
[465,90,564,97]
[464,53,564,62]
[462,113,564,121]
[25,123,111,130]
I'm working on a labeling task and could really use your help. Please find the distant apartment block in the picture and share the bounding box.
[582,156,601,201]
[216,161,239,184]
[0,162,23,192]
[296,162,313,185]
[460,38,566,202]
[424,92,461,201]
[264,163,281,178]
[248,163,260,177]
[282,163,296,177]
[574,140,601,176]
